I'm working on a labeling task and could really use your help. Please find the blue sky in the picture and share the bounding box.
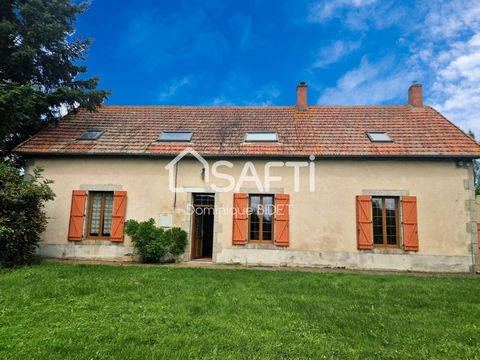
[76,0,480,135]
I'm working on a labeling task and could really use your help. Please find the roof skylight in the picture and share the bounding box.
[77,130,103,140]
[158,131,193,142]
[245,132,278,143]
[366,131,393,143]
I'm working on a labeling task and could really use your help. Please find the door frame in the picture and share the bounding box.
[190,193,215,260]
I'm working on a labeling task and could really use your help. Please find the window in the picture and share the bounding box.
[158,131,193,142]
[87,191,114,239]
[78,130,103,140]
[245,132,278,143]
[372,197,399,247]
[193,193,215,206]
[366,131,393,143]
[249,195,274,243]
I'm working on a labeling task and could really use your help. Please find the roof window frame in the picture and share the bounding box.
[157,131,193,142]
[366,131,393,143]
[77,129,104,140]
[244,131,279,143]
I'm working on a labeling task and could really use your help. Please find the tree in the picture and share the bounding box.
[468,130,480,196]
[0,0,110,157]
[0,162,54,267]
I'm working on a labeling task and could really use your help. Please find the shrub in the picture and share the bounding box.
[0,163,55,268]
[125,219,187,263]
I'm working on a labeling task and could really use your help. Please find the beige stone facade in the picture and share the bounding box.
[29,156,478,272]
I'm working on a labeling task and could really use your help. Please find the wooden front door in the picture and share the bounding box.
[191,194,215,259]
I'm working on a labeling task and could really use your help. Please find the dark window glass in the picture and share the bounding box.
[385,198,397,245]
[193,193,215,206]
[372,198,383,245]
[249,195,274,243]
[78,130,103,140]
[158,131,192,142]
[262,196,273,241]
[371,197,398,246]
[249,196,261,241]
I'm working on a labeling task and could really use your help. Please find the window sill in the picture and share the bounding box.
[239,243,285,250]
[74,239,122,245]
[362,248,410,255]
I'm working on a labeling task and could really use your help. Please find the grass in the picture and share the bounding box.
[0,263,479,359]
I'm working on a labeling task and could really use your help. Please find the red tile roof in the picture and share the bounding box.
[14,105,480,158]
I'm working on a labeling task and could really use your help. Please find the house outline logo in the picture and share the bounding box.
[165,147,210,193]
[166,147,317,193]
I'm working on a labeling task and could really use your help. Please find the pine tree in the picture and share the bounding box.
[0,0,110,157]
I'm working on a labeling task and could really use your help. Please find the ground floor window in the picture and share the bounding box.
[87,191,114,239]
[249,194,274,243]
[372,196,399,247]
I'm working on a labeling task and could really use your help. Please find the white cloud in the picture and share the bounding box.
[311,40,360,68]
[317,57,419,105]
[157,76,191,102]
[207,75,280,106]
[309,0,480,136]
[307,0,404,31]
[419,1,480,41]
[417,2,480,136]
[307,0,377,23]
[254,84,281,106]
[211,96,235,106]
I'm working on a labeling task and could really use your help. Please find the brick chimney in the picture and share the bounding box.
[408,83,423,107]
[296,82,308,110]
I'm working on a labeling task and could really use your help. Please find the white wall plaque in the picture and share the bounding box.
[158,213,173,228]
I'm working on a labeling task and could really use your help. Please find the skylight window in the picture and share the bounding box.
[77,130,103,140]
[158,131,193,142]
[366,131,393,143]
[245,132,278,143]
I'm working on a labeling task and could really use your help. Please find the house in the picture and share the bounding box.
[14,83,480,272]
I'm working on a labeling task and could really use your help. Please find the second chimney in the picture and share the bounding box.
[408,83,423,107]
[296,82,308,110]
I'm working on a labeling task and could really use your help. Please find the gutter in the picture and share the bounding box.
[13,151,480,161]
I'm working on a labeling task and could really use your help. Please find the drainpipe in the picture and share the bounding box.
[173,162,178,209]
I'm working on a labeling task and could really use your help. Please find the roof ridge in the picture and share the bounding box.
[96,104,411,109]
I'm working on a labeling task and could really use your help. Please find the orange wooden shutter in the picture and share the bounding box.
[402,196,419,251]
[110,191,127,242]
[68,190,87,241]
[356,195,373,249]
[274,194,290,247]
[232,193,248,245]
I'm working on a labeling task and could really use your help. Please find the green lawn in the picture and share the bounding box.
[0,264,479,359]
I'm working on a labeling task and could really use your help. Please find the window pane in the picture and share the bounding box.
[262,196,274,241]
[366,132,393,143]
[78,130,103,140]
[102,193,114,236]
[250,196,261,240]
[89,193,102,235]
[372,197,383,245]
[158,131,192,142]
[385,198,397,245]
[245,132,278,142]
[193,193,215,206]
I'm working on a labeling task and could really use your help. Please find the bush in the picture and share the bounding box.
[0,163,55,268]
[125,219,187,263]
